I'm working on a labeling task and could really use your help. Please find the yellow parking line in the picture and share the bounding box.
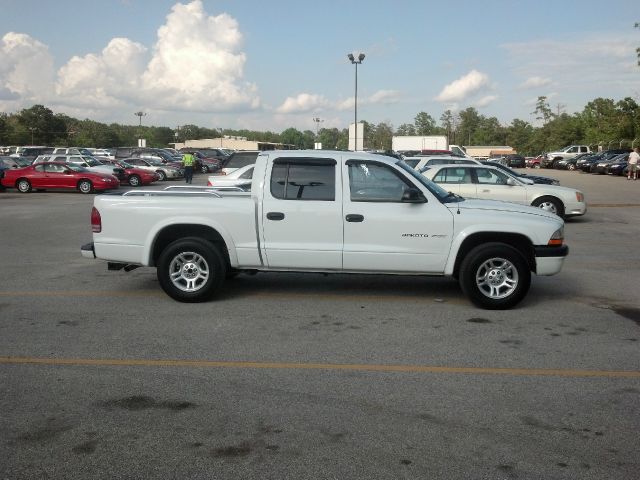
[1,356,638,378]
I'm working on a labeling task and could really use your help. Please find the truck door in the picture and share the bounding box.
[342,160,453,273]
[261,157,343,270]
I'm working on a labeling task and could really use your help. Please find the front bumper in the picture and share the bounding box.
[534,244,569,275]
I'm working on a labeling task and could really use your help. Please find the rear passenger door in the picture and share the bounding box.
[261,157,343,270]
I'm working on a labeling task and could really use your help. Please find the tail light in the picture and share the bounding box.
[91,207,102,233]
[207,180,213,186]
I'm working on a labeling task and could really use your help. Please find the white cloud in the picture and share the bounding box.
[336,89,400,111]
[519,76,552,89]
[475,95,498,107]
[435,70,490,103]
[0,32,54,107]
[2,1,260,116]
[276,93,329,113]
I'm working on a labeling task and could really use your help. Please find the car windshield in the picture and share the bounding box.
[395,161,460,203]
[84,159,102,167]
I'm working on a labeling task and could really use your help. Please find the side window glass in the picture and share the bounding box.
[348,162,413,202]
[433,167,468,184]
[239,167,254,180]
[34,164,45,172]
[476,168,508,185]
[270,161,335,201]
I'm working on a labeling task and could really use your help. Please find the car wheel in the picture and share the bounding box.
[78,180,93,194]
[16,178,32,193]
[128,175,141,187]
[156,170,167,181]
[532,196,565,217]
[459,243,531,310]
[567,164,575,171]
[533,164,540,169]
[201,165,209,174]
[157,237,226,302]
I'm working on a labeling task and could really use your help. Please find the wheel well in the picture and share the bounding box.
[151,224,229,267]
[453,233,535,277]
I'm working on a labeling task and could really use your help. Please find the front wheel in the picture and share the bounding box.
[17,179,32,193]
[200,165,209,173]
[459,243,531,310]
[567,163,576,171]
[532,196,564,217]
[156,170,167,181]
[157,237,226,302]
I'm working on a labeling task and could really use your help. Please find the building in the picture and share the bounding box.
[464,146,516,159]
[173,136,297,151]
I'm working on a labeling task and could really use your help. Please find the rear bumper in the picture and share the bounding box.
[81,242,96,259]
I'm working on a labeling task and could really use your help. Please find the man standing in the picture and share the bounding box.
[628,147,639,181]
[182,151,194,184]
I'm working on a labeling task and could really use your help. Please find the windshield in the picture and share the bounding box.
[395,161,458,202]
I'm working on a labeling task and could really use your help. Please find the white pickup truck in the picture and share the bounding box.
[81,150,569,309]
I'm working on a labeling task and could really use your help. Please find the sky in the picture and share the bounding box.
[0,0,638,134]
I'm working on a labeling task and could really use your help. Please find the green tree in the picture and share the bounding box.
[414,112,436,135]
[395,123,416,136]
[16,105,67,145]
[440,110,456,143]
[532,96,554,125]
[370,122,394,150]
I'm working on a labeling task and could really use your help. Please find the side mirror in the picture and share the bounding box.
[506,178,518,186]
[402,187,427,203]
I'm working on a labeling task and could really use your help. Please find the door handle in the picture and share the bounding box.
[345,214,364,222]
[266,212,285,221]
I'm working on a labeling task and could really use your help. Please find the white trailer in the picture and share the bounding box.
[392,135,448,153]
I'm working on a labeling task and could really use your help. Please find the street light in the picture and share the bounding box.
[134,111,146,126]
[347,52,365,151]
[28,127,37,144]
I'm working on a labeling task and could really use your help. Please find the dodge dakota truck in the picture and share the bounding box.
[81,150,568,309]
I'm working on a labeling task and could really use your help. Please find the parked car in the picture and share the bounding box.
[555,153,594,170]
[404,156,479,171]
[51,147,94,156]
[0,162,120,193]
[36,155,124,178]
[206,164,254,190]
[591,153,629,175]
[130,148,190,170]
[11,146,54,163]
[605,157,630,176]
[525,156,542,168]
[543,145,592,168]
[504,154,526,168]
[99,158,160,186]
[482,161,559,185]
[421,164,586,218]
[220,150,260,175]
[180,151,222,173]
[122,157,183,181]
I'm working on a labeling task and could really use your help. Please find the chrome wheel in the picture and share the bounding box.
[17,179,31,193]
[475,257,519,300]
[537,201,558,215]
[168,251,210,293]
[78,180,92,193]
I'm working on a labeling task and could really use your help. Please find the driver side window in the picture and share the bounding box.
[348,161,414,202]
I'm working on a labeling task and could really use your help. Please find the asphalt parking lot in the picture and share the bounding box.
[1,169,639,479]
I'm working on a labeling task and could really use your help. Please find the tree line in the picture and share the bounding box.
[1,96,639,156]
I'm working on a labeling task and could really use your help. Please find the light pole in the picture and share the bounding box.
[28,127,37,144]
[347,52,365,151]
[134,111,146,127]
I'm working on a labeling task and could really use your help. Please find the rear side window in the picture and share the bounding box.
[225,152,259,169]
[270,160,335,201]
[433,167,470,184]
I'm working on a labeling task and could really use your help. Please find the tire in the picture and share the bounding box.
[156,237,226,302]
[533,164,540,169]
[459,243,531,310]
[128,175,141,187]
[567,163,575,171]
[532,196,565,217]
[16,178,32,193]
[201,165,209,174]
[78,180,93,194]
[156,170,167,181]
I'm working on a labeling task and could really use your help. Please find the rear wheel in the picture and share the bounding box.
[128,175,141,187]
[567,163,576,171]
[532,196,564,217]
[459,243,531,310]
[78,180,93,194]
[157,237,226,302]
[156,170,167,181]
[16,179,32,193]
[201,165,209,173]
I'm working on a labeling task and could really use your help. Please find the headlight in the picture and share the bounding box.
[548,227,564,246]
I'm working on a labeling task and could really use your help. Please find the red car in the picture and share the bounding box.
[99,158,160,186]
[0,162,119,193]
